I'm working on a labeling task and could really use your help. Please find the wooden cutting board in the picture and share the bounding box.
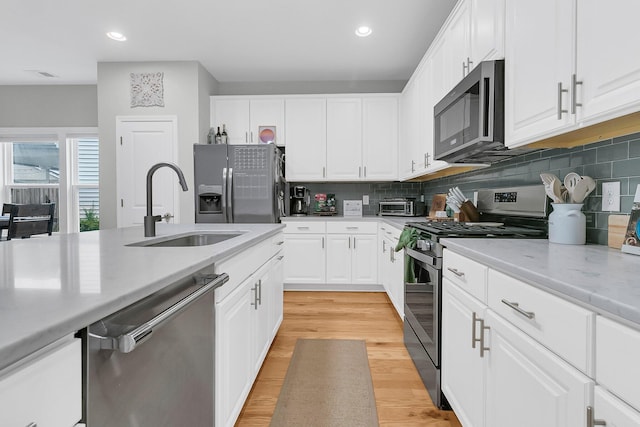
[608,214,630,248]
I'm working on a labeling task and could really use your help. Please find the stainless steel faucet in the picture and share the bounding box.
[144,162,189,237]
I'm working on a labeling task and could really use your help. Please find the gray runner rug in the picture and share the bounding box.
[270,339,379,427]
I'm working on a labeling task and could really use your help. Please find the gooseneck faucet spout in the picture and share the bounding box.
[144,162,189,237]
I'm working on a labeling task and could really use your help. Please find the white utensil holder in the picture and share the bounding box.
[548,203,586,244]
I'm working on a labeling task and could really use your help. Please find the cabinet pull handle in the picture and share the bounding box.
[359,166,362,177]
[424,152,430,168]
[382,240,386,252]
[251,284,259,309]
[557,82,568,119]
[322,237,325,249]
[297,226,310,230]
[447,267,465,277]
[411,160,415,173]
[275,240,284,245]
[472,312,490,357]
[346,226,358,229]
[586,406,606,427]
[245,131,248,143]
[462,61,468,76]
[467,57,473,71]
[364,166,367,177]
[571,74,583,114]
[250,131,253,143]
[26,423,37,427]
[323,166,326,178]
[277,255,284,260]
[348,236,351,249]
[390,249,394,262]
[353,237,356,249]
[501,299,535,319]
[257,279,262,305]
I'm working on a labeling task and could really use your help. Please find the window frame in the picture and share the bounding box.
[0,127,98,234]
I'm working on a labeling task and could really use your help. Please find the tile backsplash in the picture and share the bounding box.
[291,131,640,245]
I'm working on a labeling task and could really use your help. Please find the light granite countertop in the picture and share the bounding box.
[441,238,640,328]
[0,223,283,371]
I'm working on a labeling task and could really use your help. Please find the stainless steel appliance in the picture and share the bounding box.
[434,60,507,164]
[379,198,425,217]
[194,144,285,223]
[290,185,309,216]
[402,185,548,409]
[86,267,229,426]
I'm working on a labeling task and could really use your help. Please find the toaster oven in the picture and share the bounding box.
[379,198,424,217]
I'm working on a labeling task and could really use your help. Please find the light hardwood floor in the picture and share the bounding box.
[236,291,462,427]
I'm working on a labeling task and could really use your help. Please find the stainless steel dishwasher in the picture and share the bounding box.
[86,266,228,426]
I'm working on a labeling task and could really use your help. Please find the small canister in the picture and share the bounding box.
[548,203,586,244]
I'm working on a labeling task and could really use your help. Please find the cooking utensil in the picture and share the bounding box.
[571,178,591,203]
[564,172,581,200]
[540,173,563,203]
[582,175,596,196]
[460,200,480,222]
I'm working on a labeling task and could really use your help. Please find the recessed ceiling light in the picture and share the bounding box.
[355,26,372,37]
[106,31,127,42]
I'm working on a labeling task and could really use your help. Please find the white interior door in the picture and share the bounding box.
[116,117,178,228]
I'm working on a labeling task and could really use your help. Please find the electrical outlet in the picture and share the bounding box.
[362,195,369,206]
[602,181,620,212]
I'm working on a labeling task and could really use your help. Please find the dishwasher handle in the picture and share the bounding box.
[90,272,229,353]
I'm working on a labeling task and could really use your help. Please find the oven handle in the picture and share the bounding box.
[90,273,229,353]
[405,247,438,269]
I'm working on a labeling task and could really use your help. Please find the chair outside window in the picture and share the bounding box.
[2,203,56,240]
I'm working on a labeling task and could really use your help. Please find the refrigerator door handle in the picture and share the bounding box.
[227,167,233,223]
[222,167,228,222]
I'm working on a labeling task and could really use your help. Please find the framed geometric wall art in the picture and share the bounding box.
[130,72,165,108]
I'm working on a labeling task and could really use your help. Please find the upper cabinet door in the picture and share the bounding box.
[470,0,505,64]
[326,98,362,181]
[442,0,472,91]
[285,98,327,181]
[576,0,640,124]
[362,97,398,181]
[249,99,285,146]
[212,98,251,144]
[504,0,575,148]
[399,77,421,179]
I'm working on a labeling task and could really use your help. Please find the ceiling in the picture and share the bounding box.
[0,0,457,86]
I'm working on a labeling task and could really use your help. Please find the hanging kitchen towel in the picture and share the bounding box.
[395,227,419,283]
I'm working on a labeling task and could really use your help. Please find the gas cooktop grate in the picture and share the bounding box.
[406,221,546,237]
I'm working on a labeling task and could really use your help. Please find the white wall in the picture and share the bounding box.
[0,85,97,127]
[97,61,218,229]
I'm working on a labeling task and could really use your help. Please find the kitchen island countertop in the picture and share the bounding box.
[441,238,640,328]
[0,223,283,371]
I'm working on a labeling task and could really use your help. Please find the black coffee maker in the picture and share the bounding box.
[290,186,309,216]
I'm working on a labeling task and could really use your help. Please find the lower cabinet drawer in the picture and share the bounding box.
[443,249,488,303]
[283,221,326,234]
[488,269,594,374]
[0,337,82,427]
[596,316,640,411]
[326,221,377,234]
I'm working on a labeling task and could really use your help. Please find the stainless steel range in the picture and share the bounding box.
[402,185,548,409]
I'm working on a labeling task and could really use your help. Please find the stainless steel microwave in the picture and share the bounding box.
[379,199,424,216]
[434,60,505,163]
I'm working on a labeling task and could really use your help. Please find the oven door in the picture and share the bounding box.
[404,247,441,366]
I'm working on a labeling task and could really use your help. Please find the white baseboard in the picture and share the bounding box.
[284,283,385,292]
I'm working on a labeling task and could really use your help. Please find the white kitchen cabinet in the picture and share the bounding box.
[216,276,253,427]
[442,278,487,427]
[442,248,596,427]
[379,224,404,318]
[576,0,640,124]
[283,221,326,284]
[505,0,640,148]
[469,0,505,66]
[214,234,284,427]
[285,97,327,181]
[399,74,422,179]
[504,0,575,148]
[595,315,640,412]
[484,311,593,427]
[268,254,285,338]
[362,97,398,181]
[592,386,640,427]
[326,222,378,285]
[326,98,362,180]
[211,97,285,145]
[326,96,399,181]
[0,337,81,427]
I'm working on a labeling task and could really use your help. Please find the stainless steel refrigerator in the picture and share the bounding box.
[194,143,285,223]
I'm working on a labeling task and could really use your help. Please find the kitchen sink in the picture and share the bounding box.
[127,231,244,247]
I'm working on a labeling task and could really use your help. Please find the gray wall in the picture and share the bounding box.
[0,85,97,127]
[97,61,217,229]
[217,80,405,95]
[421,132,640,245]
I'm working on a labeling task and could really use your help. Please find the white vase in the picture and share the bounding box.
[548,203,586,245]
